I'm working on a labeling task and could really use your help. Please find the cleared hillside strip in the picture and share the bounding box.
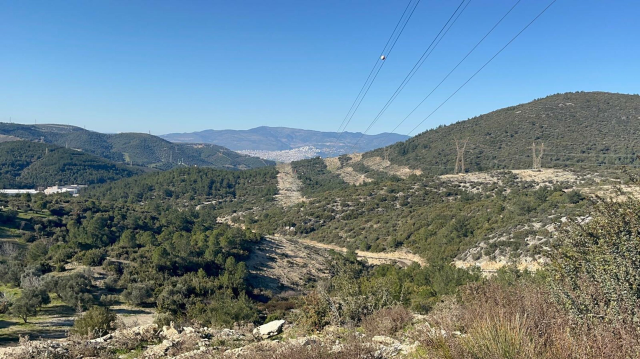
[274,163,306,206]
[323,157,372,185]
[361,156,422,179]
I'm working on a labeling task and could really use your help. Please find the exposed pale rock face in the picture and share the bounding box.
[252,319,285,339]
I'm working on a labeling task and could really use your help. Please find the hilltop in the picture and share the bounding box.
[0,123,273,170]
[161,126,409,161]
[366,91,640,174]
[213,92,640,269]
[0,141,142,188]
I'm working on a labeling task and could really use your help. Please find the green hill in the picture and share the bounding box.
[226,92,640,264]
[366,91,640,174]
[0,123,273,170]
[84,165,278,212]
[0,141,142,188]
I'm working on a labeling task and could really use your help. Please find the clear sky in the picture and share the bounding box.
[1,0,637,136]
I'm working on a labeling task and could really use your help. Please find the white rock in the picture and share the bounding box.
[294,336,319,346]
[371,336,399,346]
[162,322,180,340]
[252,320,285,339]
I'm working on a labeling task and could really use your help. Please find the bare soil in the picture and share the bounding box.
[361,156,422,179]
[274,163,306,207]
[245,236,332,295]
[245,235,426,295]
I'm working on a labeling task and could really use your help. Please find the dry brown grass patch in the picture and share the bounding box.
[361,305,412,337]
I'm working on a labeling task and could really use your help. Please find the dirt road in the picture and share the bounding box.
[296,238,426,267]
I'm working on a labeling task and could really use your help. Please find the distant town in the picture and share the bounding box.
[238,146,339,162]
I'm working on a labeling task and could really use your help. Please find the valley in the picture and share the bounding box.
[3,0,639,352]
[2,92,640,357]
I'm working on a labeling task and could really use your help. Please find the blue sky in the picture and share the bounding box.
[0,0,637,136]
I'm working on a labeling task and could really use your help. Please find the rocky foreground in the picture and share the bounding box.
[0,314,446,359]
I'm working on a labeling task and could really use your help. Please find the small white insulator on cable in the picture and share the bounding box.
[380,55,386,60]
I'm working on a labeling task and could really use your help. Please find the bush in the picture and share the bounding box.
[186,293,258,328]
[297,291,330,331]
[77,248,107,266]
[361,306,412,336]
[48,273,94,310]
[460,313,537,359]
[551,199,640,326]
[122,283,153,306]
[419,273,640,359]
[72,306,116,338]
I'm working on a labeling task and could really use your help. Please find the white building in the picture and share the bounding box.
[44,185,87,196]
[0,189,39,196]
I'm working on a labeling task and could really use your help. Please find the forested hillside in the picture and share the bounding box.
[0,123,273,170]
[0,141,142,188]
[366,92,640,174]
[85,166,278,212]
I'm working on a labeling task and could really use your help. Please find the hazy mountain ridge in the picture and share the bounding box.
[366,91,640,174]
[0,123,273,170]
[161,126,409,158]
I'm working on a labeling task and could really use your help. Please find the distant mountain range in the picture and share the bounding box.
[161,127,409,161]
[0,123,273,170]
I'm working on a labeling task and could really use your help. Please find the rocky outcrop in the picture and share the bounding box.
[252,320,285,339]
[0,315,431,358]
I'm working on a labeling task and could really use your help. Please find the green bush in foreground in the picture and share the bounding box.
[551,199,640,326]
[72,306,117,338]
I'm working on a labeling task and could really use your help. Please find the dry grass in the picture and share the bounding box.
[416,280,640,359]
[361,305,412,337]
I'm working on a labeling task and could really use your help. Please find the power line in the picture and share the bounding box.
[336,0,413,134]
[336,0,421,135]
[407,0,558,136]
[388,0,523,135]
[349,0,469,150]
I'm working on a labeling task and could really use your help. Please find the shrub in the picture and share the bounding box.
[550,199,640,326]
[419,274,640,359]
[460,313,537,359]
[297,291,330,331]
[361,306,412,337]
[48,273,94,310]
[99,294,119,307]
[186,293,258,328]
[77,248,107,266]
[72,306,116,338]
[122,283,153,306]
